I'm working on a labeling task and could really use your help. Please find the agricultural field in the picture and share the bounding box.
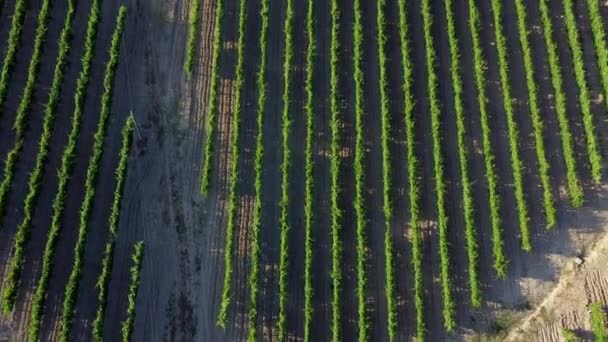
[0,0,607,341]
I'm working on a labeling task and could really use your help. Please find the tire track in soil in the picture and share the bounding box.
[0,0,92,338]
[584,269,608,305]
[359,0,388,340]
[121,0,201,340]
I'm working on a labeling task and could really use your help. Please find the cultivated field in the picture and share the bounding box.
[0,0,607,341]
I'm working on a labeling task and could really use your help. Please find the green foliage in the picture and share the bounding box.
[561,328,578,342]
[490,0,531,251]
[1,0,76,313]
[91,116,135,342]
[56,7,128,342]
[467,0,506,277]
[513,0,556,227]
[353,0,367,340]
[538,0,583,207]
[329,0,342,340]
[246,0,269,340]
[200,0,225,194]
[421,0,455,331]
[278,0,294,339]
[444,0,481,307]
[216,0,247,328]
[586,0,608,112]
[376,0,397,339]
[397,0,425,338]
[121,241,145,342]
[303,0,315,340]
[27,0,102,339]
[0,0,26,111]
[562,0,602,183]
[590,302,607,342]
[0,0,52,223]
[184,0,202,77]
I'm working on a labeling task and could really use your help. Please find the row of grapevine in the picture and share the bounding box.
[56,7,128,342]
[1,0,76,312]
[277,0,294,338]
[27,0,102,339]
[561,0,602,183]
[0,0,52,222]
[184,0,202,77]
[590,302,607,342]
[513,0,556,227]
[329,0,342,339]
[303,0,315,340]
[586,0,608,112]
[352,0,367,340]
[216,0,247,328]
[199,0,225,194]
[467,0,506,277]
[91,116,135,342]
[421,0,455,331]
[121,241,145,342]
[0,0,26,111]
[376,0,397,339]
[537,0,583,206]
[397,0,425,338]
[245,0,269,339]
[443,0,480,307]
[490,0,531,251]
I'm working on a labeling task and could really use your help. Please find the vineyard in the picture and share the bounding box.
[0,0,607,341]
[188,0,608,340]
[0,0,148,341]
